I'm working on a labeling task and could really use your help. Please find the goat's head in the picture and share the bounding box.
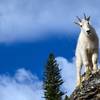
[74,14,92,37]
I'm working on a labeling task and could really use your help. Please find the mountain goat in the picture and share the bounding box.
[75,14,99,86]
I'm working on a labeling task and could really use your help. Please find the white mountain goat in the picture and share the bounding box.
[75,14,99,86]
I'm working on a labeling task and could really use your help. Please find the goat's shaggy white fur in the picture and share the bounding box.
[75,15,99,86]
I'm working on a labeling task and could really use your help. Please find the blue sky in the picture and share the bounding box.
[0,34,77,77]
[0,0,100,100]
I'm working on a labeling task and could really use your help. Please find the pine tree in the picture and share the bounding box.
[43,53,64,100]
[64,95,69,100]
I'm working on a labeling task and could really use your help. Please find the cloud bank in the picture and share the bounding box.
[56,57,76,96]
[0,0,100,42]
[0,68,44,100]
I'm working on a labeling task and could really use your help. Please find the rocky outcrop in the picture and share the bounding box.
[70,70,100,100]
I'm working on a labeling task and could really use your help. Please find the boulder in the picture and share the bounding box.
[70,70,100,100]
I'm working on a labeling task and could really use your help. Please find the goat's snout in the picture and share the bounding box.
[86,30,91,34]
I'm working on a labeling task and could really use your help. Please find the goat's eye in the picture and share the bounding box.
[80,25,82,27]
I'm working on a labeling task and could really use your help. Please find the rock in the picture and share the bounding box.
[70,70,100,100]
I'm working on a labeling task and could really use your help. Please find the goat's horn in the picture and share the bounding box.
[84,13,87,20]
[76,16,81,22]
[87,16,90,21]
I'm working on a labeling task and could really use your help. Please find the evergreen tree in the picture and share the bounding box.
[43,53,64,100]
[64,95,69,100]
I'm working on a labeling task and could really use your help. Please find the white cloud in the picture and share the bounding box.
[0,68,44,100]
[0,0,100,42]
[56,57,76,96]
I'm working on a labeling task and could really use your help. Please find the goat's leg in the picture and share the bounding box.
[76,57,82,86]
[92,53,98,73]
[82,50,89,71]
[82,50,91,79]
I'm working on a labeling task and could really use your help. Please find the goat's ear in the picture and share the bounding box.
[74,21,80,26]
[87,16,90,21]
